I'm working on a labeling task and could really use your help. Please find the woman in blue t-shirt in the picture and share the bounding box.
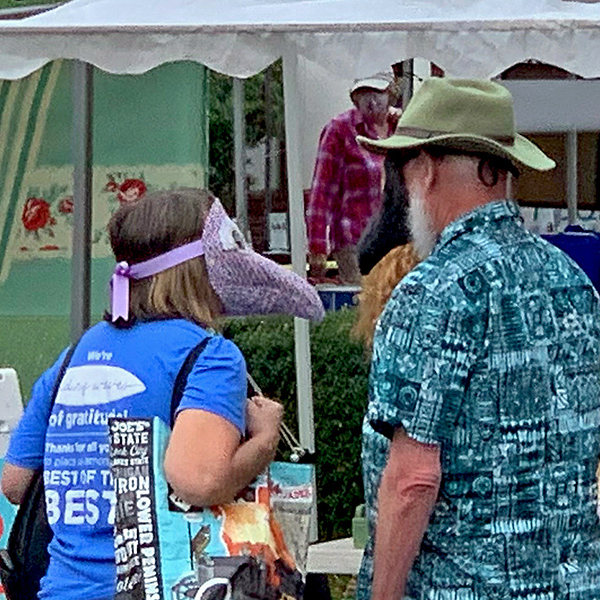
[1,188,324,600]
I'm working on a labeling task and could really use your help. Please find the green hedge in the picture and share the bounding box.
[0,316,71,399]
[223,308,369,541]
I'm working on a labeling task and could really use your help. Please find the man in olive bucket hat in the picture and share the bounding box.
[356,78,600,600]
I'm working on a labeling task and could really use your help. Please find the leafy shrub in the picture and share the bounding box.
[223,308,369,540]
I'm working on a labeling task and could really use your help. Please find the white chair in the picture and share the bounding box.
[0,369,23,458]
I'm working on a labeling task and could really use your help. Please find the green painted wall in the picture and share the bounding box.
[0,61,210,394]
[0,61,209,317]
[39,62,208,167]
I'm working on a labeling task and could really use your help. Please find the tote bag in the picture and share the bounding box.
[109,414,315,600]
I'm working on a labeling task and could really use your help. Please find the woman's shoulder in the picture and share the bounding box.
[137,319,245,364]
[201,333,245,368]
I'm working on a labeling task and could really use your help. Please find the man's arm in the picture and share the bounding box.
[372,428,441,600]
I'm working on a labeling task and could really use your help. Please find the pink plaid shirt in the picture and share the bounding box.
[306,108,396,255]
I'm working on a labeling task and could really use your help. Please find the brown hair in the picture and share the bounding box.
[353,244,420,349]
[107,188,223,328]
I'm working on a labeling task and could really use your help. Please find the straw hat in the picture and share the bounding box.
[358,78,555,172]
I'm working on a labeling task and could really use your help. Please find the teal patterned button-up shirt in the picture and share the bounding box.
[357,201,600,600]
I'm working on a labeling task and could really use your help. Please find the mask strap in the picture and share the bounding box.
[110,238,205,322]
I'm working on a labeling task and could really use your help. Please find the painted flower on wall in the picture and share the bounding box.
[58,196,74,214]
[92,173,149,246]
[21,197,56,237]
[105,175,118,193]
[19,185,69,251]
[117,178,147,204]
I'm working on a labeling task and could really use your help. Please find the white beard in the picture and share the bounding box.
[408,185,437,260]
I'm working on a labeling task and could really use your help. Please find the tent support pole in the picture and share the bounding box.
[567,128,578,225]
[282,51,316,455]
[233,77,249,240]
[70,61,94,343]
[264,65,273,249]
[402,59,414,107]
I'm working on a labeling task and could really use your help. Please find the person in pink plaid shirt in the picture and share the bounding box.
[307,73,400,284]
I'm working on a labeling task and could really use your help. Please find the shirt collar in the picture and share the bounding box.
[435,200,522,253]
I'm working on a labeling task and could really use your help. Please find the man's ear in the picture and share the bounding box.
[420,152,437,194]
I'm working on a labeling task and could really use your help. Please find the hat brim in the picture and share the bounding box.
[358,132,556,172]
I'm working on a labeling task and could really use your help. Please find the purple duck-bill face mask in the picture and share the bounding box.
[203,200,325,321]
[110,199,325,322]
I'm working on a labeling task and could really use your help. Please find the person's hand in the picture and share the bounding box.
[309,253,328,281]
[246,396,283,443]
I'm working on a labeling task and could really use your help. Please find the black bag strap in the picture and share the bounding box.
[4,340,80,570]
[48,342,79,411]
[170,336,212,426]
[38,340,80,448]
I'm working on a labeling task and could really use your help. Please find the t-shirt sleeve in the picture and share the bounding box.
[176,336,247,435]
[5,348,69,470]
[367,275,485,446]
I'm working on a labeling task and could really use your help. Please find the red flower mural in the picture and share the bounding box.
[58,196,74,214]
[105,176,118,192]
[117,178,147,205]
[22,197,55,231]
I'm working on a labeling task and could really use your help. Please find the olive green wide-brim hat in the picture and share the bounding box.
[358,78,555,172]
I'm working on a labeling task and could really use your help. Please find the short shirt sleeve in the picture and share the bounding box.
[176,335,247,435]
[5,348,69,470]
[367,273,485,446]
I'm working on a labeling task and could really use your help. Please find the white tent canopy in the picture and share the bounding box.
[5,0,600,185]
[2,0,600,454]
[1,0,600,80]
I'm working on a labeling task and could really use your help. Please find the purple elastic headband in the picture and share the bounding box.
[110,238,205,322]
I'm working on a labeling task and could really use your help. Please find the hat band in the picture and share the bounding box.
[395,126,515,145]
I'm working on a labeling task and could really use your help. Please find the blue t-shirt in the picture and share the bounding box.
[6,319,246,600]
